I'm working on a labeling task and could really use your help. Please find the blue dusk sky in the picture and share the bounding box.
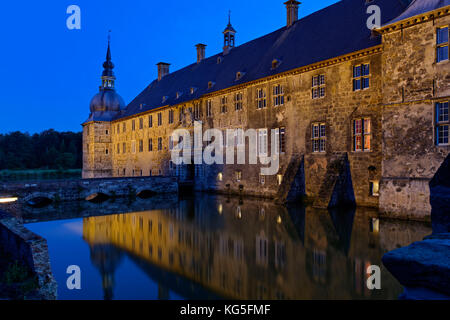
[0,0,339,134]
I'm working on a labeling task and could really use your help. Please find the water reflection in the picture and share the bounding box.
[66,194,430,300]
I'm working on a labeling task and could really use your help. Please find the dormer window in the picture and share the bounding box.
[217,56,223,64]
[272,59,281,70]
[176,92,182,99]
[208,81,215,89]
[190,87,197,95]
[162,96,168,103]
[235,72,245,81]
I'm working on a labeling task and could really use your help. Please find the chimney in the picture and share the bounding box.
[157,62,170,81]
[284,0,300,28]
[196,44,207,63]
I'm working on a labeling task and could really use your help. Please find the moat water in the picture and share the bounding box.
[24,194,431,300]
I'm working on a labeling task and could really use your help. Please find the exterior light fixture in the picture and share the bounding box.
[0,197,18,203]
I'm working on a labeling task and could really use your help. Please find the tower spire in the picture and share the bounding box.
[101,31,116,90]
[223,10,236,55]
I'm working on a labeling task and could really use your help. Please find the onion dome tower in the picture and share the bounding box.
[88,35,125,120]
[83,34,124,179]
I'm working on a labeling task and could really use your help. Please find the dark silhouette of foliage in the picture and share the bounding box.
[0,130,82,170]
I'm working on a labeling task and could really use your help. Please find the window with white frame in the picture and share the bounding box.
[206,100,213,117]
[353,118,371,152]
[353,64,370,91]
[437,26,449,63]
[235,93,243,111]
[312,75,325,99]
[194,102,201,119]
[256,88,267,109]
[273,84,285,106]
[312,123,326,153]
[235,129,244,147]
[436,101,449,145]
[258,129,268,156]
[221,96,228,113]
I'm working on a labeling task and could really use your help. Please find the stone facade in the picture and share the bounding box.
[378,11,450,219]
[83,3,450,219]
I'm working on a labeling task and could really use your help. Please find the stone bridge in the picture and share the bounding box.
[0,177,179,206]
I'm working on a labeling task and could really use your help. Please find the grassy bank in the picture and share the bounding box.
[0,169,81,182]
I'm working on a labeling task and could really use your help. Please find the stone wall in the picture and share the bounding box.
[83,121,113,178]
[0,211,57,299]
[380,14,450,219]
[0,177,179,205]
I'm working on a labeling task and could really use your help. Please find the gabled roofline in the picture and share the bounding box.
[111,44,382,123]
[376,5,450,34]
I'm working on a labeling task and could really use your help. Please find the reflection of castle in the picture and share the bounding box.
[82,196,429,300]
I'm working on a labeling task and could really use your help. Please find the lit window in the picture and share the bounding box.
[235,93,243,111]
[277,174,283,186]
[353,64,370,91]
[312,75,325,99]
[436,102,449,145]
[312,123,326,153]
[353,118,371,151]
[236,171,242,182]
[370,181,380,197]
[437,27,449,63]
[217,172,223,181]
[273,84,285,106]
[256,88,267,109]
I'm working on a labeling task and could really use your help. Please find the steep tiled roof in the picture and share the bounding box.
[383,0,450,27]
[117,0,410,120]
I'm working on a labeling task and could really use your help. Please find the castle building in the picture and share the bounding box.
[83,0,450,219]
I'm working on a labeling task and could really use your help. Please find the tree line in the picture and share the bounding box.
[0,130,82,170]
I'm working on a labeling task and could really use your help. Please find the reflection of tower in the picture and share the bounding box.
[89,244,124,300]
